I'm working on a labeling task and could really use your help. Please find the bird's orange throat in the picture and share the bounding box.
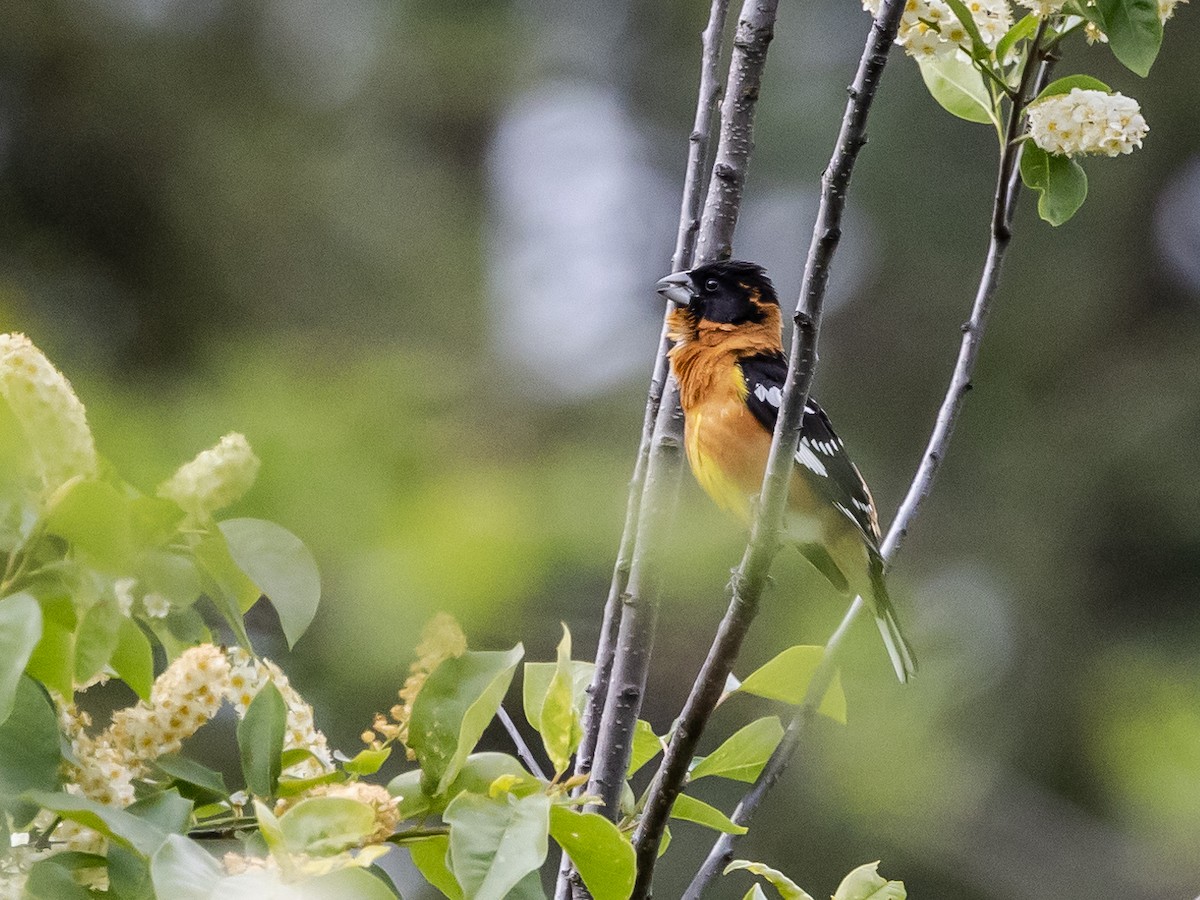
[667,304,783,413]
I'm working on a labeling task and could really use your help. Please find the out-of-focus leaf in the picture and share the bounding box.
[137,549,204,610]
[548,805,635,900]
[27,791,166,856]
[306,867,402,899]
[409,645,523,795]
[742,886,771,900]
[24,859,94,900]
[627,719,663,778]
[192,530,256,647]
[128,496,186,549]
[1094,0,1163,75]
[917,54,996,126]
[725,860,815,900]
[737,646,847,723]
[669,794,747,834]
[73,595,122,685]
[24,596,75,698]
[832,862,906,900]
[0,592,40,724]
[1020,145,1088,226]
[538,625,583,775]
[277,795,376,855]
[219,518,320,648]
[237,681,286,798]
[522,657,594,733]
[149,833,223,900]
[45,479,132,571]
[444,791,550,900]
[409,834,464,900]
[344,746,392,776]
[111,617,154,700]
[126,789,193,834]
[153,755,229,802]
[690,717,784,783]
[0,677,60,826]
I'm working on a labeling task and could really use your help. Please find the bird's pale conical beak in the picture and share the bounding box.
[655,271,695,306]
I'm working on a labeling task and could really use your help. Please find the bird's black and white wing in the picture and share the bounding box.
[738,352,882,546]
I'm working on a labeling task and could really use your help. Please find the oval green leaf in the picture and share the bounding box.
[917,54,997,126]
[549,805,635,900]
[0,677,61,827]
[219,518,320,648]
[277,795,377,856]
[27,791,167,856]
[409,833,465,900]
[627,719,663,778]
[0,592,41,724]
[237,680,287,799]
[149,833,223,899]
[737,645,847,723]
[725,860,815,900]
[833,862,906,900]
[690,717,784,783]
[1095,0,1163,76]
[444,791,551,900]
[669,794,747,835]
[1034,74,1111,101]
[111,617,154,701]
[1020,145,1088,226]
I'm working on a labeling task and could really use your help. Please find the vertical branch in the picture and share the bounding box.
[574,0,732,790]
[584,0,781,829]
[629,0,908,891]
[682,38,1059,900]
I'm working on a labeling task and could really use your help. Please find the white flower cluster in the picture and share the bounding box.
[1027,88,1149,157]
[1015,0,1067,15]
[1158,0,1187,20]
[227,648,332,778]
[158,432,261,516]
[0,333,98,494]
[863,0,1012,58]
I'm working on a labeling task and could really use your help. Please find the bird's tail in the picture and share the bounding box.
[867,555,917,683]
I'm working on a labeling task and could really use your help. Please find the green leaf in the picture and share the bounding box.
[444,791,551,900]
[153,755,229,802]
[44,479,132,571]
[24,859,95,900]
[548,805,635,900]
[127,789,193,835]
[149,833,223,899]
[344,745,393,776]
[522,660,594,732]
[1020,145,1088,226]
[27,791,167,856]
[24,596,75,697]
[276,769,345,798]
[237,680,287,798]
[409,645,524,795]
[306,867,403,900]
[669,794,747,834]
[725,860,815,900]
[277,795,376,855]
[1094,0,1163,76]
[388,768,434,820]
[73,596,122,686]
[1034,74,1111,100]
[832,862,906,900]
[137,549,204,610]
[917,54,997,126]
[111,617,154,700]
[192,530,256,647]
[690,717,784,783]
[537,625,583,775]
[389,753,529,820]
[0,677,61,826]
[627,719,663,778]
[128,496,186,549]
[219,518,321,648]
[737,646,848,723]
[0,592,41,724]
[410,834,465,900]
[995,13,1037,64]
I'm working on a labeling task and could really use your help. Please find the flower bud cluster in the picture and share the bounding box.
[0,333,98,493]
[158,432,260,516]
[1027,88,1149,157]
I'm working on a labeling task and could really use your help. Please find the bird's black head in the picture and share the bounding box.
[655,260,779,325]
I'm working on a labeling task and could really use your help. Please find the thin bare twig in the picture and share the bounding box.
[496,705,548,783]
[629,0,908,890]
[682,33,1058,899]
[583,0,780,832]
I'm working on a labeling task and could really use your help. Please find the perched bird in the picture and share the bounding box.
[655,260,916,682]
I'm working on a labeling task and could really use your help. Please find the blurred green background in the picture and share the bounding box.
[3,0,1199,897]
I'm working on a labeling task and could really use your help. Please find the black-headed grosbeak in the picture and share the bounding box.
[655,260,916,682]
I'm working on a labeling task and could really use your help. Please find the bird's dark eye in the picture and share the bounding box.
[704,279,719,292]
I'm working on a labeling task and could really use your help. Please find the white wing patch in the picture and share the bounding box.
[796,439,828,477]
[753,383,782,408]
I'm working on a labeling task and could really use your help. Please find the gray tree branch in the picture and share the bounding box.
[682,32,1059,899]
[629,0,908,892]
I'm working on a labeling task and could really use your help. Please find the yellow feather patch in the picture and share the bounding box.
[686,409,753,522]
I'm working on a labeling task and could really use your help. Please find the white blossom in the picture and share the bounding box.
[1015,0,1068,14]
[142,591,171,619]
[114,578,137,617]
[863,0,1012,58]
[0,333,98,493]
[1027,88,1149,157]
[1159,0,1186,21]
[158,432,260,516]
